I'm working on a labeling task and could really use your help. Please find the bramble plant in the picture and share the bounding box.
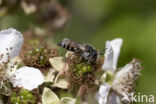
[0,28,143,104]
[23,45,58,69]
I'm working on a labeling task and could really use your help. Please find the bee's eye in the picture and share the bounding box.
[67,45,70,49]
[62,44,66,48]
[71,47,74,51]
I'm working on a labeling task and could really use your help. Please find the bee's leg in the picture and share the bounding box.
[75,49,81,54]
[80,52,89,63]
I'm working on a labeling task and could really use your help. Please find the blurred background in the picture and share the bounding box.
[0,0,156,103]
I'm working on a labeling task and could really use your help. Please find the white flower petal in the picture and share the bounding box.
[11,67,44,90]
[102,38,123,72]
[6,56,22,76]
[0,28,23,64]
[0,99,3,104]
[98,83,111,104]
[107,92,121,104]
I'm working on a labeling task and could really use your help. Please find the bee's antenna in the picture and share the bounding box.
[98,48,107,56]
[98,52,104,56]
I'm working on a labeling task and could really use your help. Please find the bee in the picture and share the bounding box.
[58,38,98,64]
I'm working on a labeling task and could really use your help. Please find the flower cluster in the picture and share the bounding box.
[97,39,142,104]
[0,28,143,104]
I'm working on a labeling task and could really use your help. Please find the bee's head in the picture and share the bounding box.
[58,41,62,46]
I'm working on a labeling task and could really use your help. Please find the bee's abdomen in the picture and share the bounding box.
[60,42,79,52]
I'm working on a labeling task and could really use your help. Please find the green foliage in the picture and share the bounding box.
[10,89,37,104]
[104,72,114,85]
[16,64,23,69]
[25,45,51,68]
[28,46,48,65]
[74,62,92,76]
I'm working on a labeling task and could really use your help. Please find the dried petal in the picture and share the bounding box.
[60,97,76,104]
[44,68,55,83]
[112,59,142,97]
[42,87,60,104]
[21,1,37,14]
[53,71,68,89]
[49,57,65,72]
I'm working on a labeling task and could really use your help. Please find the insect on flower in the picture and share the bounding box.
[58,38,98,64]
